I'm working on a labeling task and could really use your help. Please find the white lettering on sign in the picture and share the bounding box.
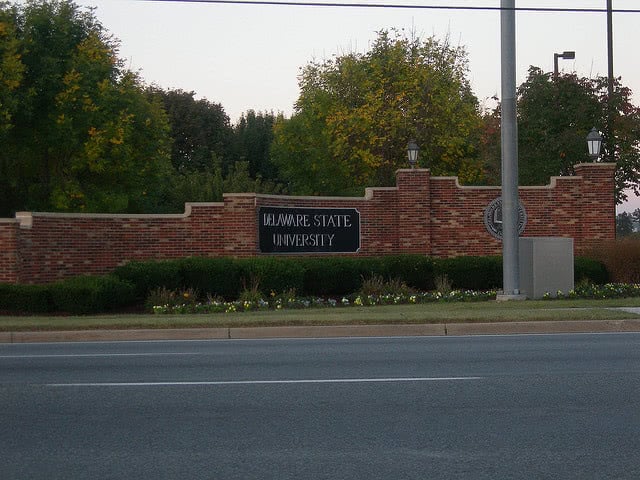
[262,212,311,228]
[312,214,352,228]
[272,233,335,247]
[258,206,360,253]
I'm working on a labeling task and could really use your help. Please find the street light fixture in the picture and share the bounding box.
[407,139,419,168]
[553,51,575,79]
[587,127,603,161]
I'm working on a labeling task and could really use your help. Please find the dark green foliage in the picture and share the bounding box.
[149,88,232,173]
[237,258,306,297]
[112,260,182,299]
[232,110,278,180]
[0,283,52,314]
[48,275,136,314]
[298,257,368,296]
[574,257,609,285]
[616,212,635,237]
[434,256,503,290]
[178,257,239,300]
[0,254,613,315]
[481,67,640,201]
[0,0,174,216]
[377,255,436,291]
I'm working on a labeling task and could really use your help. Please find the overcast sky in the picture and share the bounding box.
[31,0,640,210]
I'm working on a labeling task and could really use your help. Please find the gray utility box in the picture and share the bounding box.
[519,237,574,299]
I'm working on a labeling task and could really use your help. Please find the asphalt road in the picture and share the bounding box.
[1,333,639,479]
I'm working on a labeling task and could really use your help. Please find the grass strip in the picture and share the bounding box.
[1,298,640,332]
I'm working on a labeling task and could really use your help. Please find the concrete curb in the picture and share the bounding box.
[2,319,640,343]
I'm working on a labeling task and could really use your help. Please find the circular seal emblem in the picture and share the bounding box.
[483,197,527,240]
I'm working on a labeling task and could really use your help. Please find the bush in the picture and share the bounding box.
[574,257,609,284]
[434,256,502,290]
[299,257,368,296]
[372,255,434,290]
[49,275,136,315]
[178,257,239,300]
[113,260,182,299]
[236,257,306,296]
[359,274,414,297]
[0,283,52,314]
[583,239,640,284]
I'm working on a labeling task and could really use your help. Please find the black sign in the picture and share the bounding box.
[259,206,360,253]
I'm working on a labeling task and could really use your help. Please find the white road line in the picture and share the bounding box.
[47,377,484,387]
[0,353,202,359]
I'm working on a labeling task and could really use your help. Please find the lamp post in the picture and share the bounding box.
[553,51,575,79]
[407,139,419,168]
[499,0,522,299]
[587,127,603,161]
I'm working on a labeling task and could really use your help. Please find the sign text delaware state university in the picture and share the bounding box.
[258,206,360,253]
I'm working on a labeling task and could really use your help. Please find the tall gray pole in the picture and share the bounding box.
[606,0,614,163]
[500,0,521,298]
[607,0,614,96]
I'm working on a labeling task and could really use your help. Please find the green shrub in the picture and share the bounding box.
[359,274,413,297]
[236,258,305,296]
[377,255,435,290]
[178,257,239,300]
[434,256,502,290]
[49,275,136,315]
[113,260,182,299]
[0,283,52,313]
[145,286,199,312]
[574,257,609,284]
[299,257,367,296]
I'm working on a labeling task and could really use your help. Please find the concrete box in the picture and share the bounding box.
[519,237,574,299]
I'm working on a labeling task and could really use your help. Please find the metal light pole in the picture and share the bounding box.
[607,0,614,97]
[553,51,575,79]
[499,0,522,299]
[606,0,614,163]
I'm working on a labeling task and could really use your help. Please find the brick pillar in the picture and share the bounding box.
[0,220,20,283]
[573,162,616,251]
[396,169,431,255]
[222,194,258,257]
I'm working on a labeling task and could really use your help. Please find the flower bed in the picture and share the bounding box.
[152,289,497,314]
[151,283,640,315]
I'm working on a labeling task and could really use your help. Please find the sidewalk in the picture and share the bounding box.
[2,319,640,343]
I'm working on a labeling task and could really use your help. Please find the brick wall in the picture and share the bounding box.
[0,219,19,283]
[0,163,616,284]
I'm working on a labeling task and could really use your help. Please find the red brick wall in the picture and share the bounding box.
[0,163,616,284]
[0,220,19,283]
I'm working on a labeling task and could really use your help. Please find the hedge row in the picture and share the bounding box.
[0,255,609,315]
[0,275,136,315]
[113,254,607,300]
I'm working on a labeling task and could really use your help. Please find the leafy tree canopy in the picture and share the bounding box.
[272,29,484,195]
[616,211,634,237]
[149,87,232,173]
[0,0,173,215]
[233,110,278,181]
[481,67,640,202]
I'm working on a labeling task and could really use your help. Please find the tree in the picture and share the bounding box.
[0,2,22,136]
[616,211,634,237]
[481,67,640,202]
[272,29,484,195]
[0,0,173,215]
[162,160,286,212]
[0,2,24,212]
[149,88,233,173]
[232,110,278,181]
[631,208,640,231]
